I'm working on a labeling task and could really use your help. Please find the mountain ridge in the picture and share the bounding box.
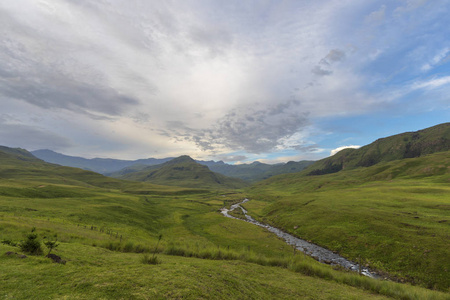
[305,122,450,176]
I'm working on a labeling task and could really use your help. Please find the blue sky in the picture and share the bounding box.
[0,0,449,163]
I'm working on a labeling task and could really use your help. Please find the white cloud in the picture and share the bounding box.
[412,76,450,90]
[421,48,450,71]
[330,145,360,156]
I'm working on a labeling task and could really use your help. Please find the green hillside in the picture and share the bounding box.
[207,160,315,182]
[248,150,450,291]
[117,155,248,189]
[306,122,450,175]
[3,146,444,299]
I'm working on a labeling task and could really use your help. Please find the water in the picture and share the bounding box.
[221,199,379,278]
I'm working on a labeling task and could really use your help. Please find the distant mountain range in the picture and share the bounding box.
[31,149,315,182]
[22,122,450,184]
[31,149,174,174]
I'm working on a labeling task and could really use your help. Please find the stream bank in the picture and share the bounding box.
[220,199,380,278]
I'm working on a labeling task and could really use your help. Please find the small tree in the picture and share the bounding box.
[44,234,59,256]
[153,234,162,259]
[20,227,43,255]
[142,234,162,265]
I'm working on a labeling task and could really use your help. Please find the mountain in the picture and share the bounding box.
[305,122,450,176]
[31,149,173,174]
[116,155,248,189]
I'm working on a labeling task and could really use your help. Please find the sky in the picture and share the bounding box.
[0,0,449,164]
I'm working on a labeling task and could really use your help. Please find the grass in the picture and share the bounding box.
[2,243,397,300]
[0,183,446,299]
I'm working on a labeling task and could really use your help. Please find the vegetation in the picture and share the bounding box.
[207,160,315,182]
[19,228,43,255]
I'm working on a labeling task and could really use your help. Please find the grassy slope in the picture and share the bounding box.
[247,151,450,291]
[207,160,315,182]
[1,148,446,299]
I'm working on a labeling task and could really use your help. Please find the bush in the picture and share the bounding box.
[1,239,17,247]
[20,228,43,255]
[43,235,59,255]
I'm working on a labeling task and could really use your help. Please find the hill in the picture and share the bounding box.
[306,122,450,175]
[207,160,315,182]
[117,155,248,189]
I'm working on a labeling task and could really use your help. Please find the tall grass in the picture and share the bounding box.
[148,242,448,300]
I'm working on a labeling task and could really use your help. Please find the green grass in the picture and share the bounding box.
[1,182,447,299]
[2,243,397,300]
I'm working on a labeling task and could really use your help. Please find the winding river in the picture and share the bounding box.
[220,199,379,278]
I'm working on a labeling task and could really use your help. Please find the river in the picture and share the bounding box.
[220,199,379,278]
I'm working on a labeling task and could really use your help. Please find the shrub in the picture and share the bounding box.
[1,239,17,247]
[43,235,59,255]
[20,228,43,255]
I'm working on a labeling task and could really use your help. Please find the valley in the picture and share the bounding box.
[1,123,449,299]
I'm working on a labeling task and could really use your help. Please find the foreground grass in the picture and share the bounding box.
[2,242,445,300]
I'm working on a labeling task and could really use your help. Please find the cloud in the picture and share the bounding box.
[311,49,346,76]
[164,100,310,154]
[311,65,333,76]
[0,0,449,162]
[0,6,141,118]
[0,77,139,117]
[421,48,450,71]
[365,5,386,24]
[330,145,360,156]
[412,76,450,90]
[217,155,248,163]
[394,0,430,14]
[0,116,72,150]
[320,49,346,65]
